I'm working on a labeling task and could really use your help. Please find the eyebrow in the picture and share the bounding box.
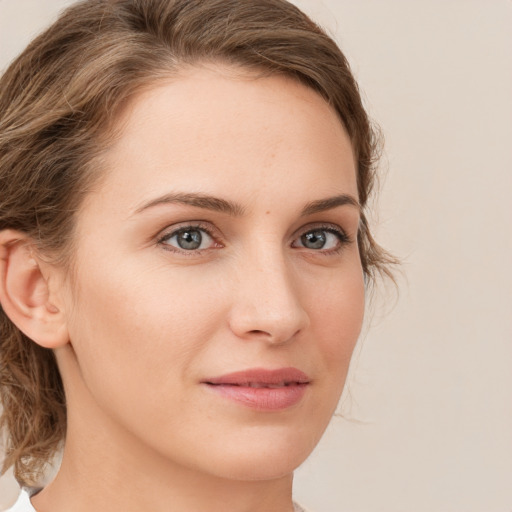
[134,192,359,217]
[134,192,245,216]
[300,194,360,216]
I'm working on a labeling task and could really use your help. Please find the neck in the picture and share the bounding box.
[34,453,294,512]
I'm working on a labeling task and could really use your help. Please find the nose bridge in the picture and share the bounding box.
[229,241,309,343]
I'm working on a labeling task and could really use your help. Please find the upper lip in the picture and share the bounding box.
[203,367,310,386]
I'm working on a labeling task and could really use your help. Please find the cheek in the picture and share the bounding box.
[63,257,226,404]
[307,262,365,373]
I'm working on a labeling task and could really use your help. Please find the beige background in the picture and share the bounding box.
[1,1,511,511]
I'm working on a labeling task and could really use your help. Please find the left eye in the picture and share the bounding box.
[293,229,344,251]
[160,227,215,251]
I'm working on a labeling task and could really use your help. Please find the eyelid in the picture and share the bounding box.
[295,222,351,239]
[292,222,352,251]
[156,221,223,253]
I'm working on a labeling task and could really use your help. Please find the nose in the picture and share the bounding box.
[227,249,310,345]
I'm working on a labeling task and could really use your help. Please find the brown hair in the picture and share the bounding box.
[0,0,395,486]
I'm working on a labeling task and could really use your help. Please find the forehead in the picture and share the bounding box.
[85,65,357,217]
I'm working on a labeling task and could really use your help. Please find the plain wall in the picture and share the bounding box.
[1,1,511,511]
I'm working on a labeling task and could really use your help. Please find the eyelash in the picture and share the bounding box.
[157,222,221,255]
[293,224,352,255]
[156,222,352,255]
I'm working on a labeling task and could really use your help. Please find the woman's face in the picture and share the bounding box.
[57,65,365,480]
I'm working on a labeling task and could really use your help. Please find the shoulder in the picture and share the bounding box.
[4,490,37,512]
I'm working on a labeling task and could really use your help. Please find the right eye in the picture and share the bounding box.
[159,226,217,252]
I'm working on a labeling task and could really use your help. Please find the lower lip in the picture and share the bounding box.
[204,383,308,411]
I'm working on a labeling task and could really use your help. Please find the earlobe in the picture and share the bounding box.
[0,229,69,349]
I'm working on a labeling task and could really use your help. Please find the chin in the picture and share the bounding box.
[191,426,323,482]
[210,452,307,482]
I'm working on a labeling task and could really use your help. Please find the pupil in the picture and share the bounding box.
[177,230,202,250]
[302,230,326,249]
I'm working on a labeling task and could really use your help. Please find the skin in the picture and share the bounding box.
[24,65,365,512]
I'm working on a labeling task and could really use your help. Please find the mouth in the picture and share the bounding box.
[211,381,303,388]
[202,367,310,411]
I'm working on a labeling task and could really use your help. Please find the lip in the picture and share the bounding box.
[202,367,310,411]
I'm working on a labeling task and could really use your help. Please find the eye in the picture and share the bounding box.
[292,226,349,252]
[159,226,216,251]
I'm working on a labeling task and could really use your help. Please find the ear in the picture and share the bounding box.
[0,229,69,349]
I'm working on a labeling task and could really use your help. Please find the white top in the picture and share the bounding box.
[5,490,35,512]
[7,489,309,512]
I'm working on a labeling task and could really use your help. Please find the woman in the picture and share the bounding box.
[0,0,393,510]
